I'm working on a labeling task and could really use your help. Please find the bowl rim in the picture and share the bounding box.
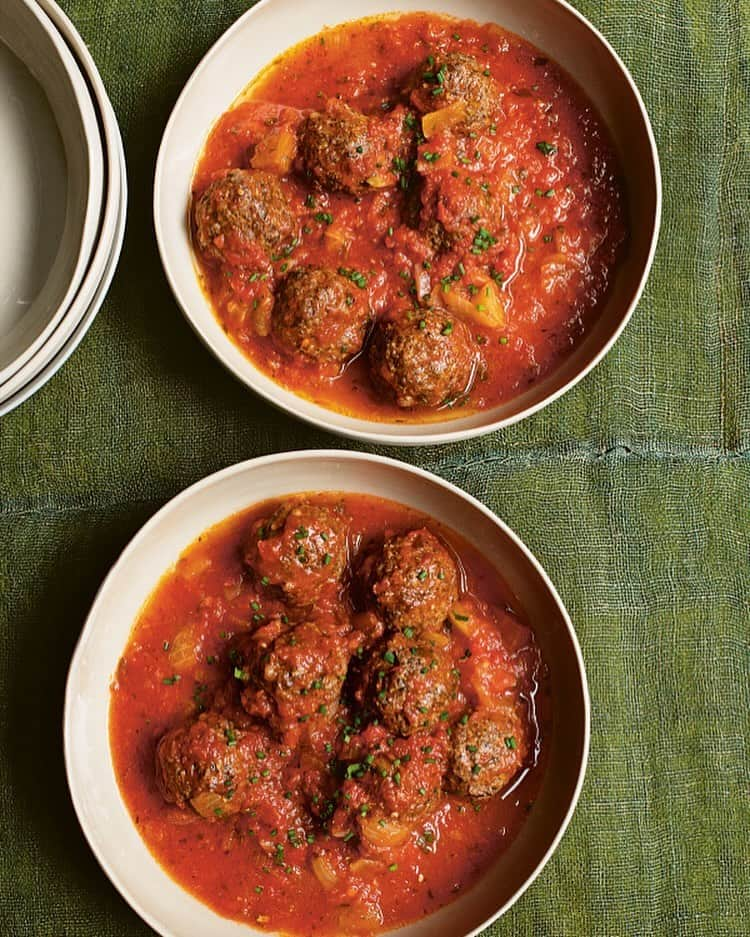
[154,0,661,446]
[0,0,105,386]
[0,0,128,413]
[64,448,591,937]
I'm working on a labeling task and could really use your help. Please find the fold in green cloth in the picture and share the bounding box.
[0,1,747,934]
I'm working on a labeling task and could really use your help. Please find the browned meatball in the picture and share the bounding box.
[360,527,459,632]
[449,706,528,798]
[332,725,449,833]
[300,99,412,195]
[232,616,352,735]
[409,53,500,128]
[272,266,370,364]
[244,499,350,606]
[358,632,459,735]
[193,168,296,264]
[155,711,282,817]
[368,310,477,409]
[420,170,503,253]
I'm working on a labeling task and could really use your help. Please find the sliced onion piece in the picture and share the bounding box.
[168,626,199,670]
[421,102,466,138]
[324,222,353,255]
[190,791,229,819]
[349,858,385,878]
[359,814,410,848]
[337,899,384,934]
[250,127,297,174]
[311,853,340,891]
[449,601,476,636]
[438,277,506,329]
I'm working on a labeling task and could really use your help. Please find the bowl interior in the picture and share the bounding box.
[0,0,103,385]
[65,452,588,937]
[0,104,127,416]
[154,0,659,444]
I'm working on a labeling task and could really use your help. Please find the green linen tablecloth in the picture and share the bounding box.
[1,1,748,934]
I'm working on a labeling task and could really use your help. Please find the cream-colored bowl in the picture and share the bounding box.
[0,0,128,416]
[65,451,589,937]
[154,0,660,446]
[0,0,104,385]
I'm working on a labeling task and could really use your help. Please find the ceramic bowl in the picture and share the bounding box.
[0,0,104,385]
[65,450,589,937]
[154,0,660,446]
[0,137,127,415]
[0,0,128,415]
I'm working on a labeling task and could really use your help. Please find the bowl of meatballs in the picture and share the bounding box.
[155,0,660,444]
[65,450,589,936]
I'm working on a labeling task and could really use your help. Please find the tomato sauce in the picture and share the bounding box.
[110,494,550,934]
[191,12,626,422]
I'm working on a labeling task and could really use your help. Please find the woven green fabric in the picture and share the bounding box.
[1,0,748,934]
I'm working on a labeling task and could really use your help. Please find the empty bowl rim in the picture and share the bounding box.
[0,0,128,414]
[0,0,105,385]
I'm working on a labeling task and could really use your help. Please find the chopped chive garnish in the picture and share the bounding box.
[338,266,368,289]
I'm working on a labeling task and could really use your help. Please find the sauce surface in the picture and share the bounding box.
[192,12,626,423]
[110,493,549,934]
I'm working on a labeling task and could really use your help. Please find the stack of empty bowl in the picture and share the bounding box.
[0,0,126,416]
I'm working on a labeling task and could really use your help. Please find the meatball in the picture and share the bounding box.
[360,527,459,632]
[333,726,449,832]
[358,632,459,735]
[368,309,477,408]
[244,499,350,606]
[232,617,352,735]
[300,99,412,195]
[272,266,370,364]
[156,711,282,817]
[420,169,503,253]
[409,53,500,128]
[193,168,296,263]
[449,706,528,798]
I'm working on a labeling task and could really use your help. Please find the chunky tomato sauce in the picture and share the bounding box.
[110,494,549,934]
[191,12,626,422]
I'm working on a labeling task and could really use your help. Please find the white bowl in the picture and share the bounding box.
[0,0,127,415]
[65,450,589,937]
[0,0,104,385]
[154,0,661,446]
[0,134,127,415]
